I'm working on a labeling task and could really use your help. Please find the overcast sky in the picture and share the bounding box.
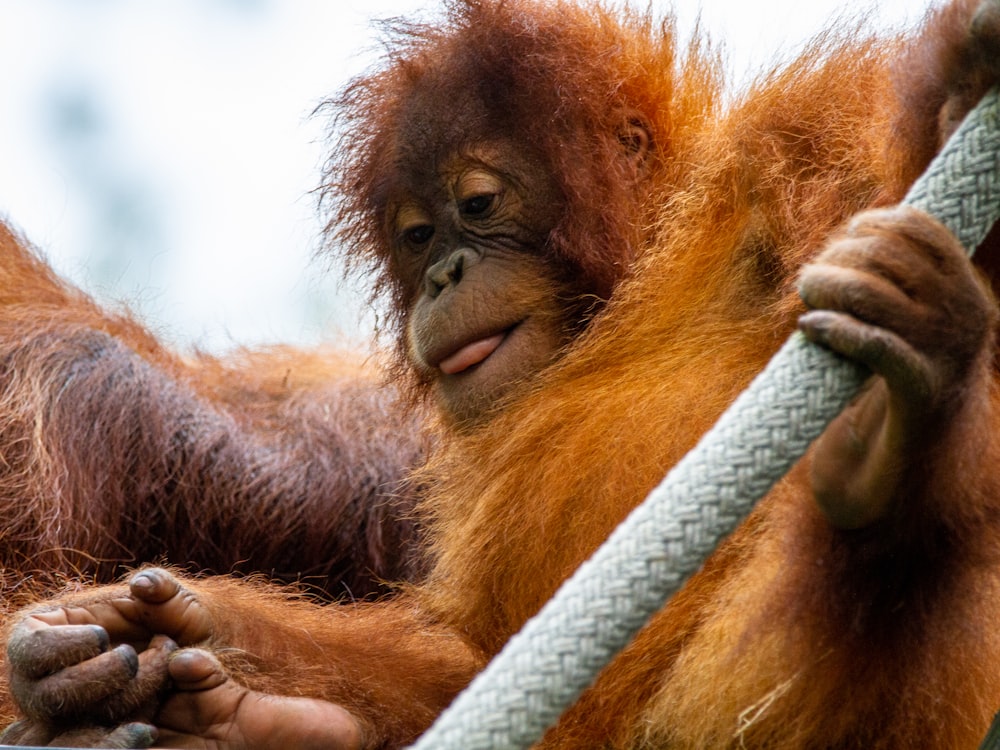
[0,0,931,351]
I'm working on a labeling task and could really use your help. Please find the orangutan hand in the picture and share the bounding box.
[3,568,213,743]
[798,206,996,528]
[151,648,363,750]
[937,0,1000,142]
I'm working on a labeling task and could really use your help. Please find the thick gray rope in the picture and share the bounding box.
[408,86,1000,750]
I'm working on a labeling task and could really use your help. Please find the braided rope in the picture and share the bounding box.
[408,86,1000,750]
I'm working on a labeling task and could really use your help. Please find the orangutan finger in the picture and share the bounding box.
[7,623,109,679]
[13,644,139,723]
[798,309,934,406]
[167,647,229,692]
[18,597,159,646]
[0,718,55,746]
[45,722,158,750]
[129,568,213,645]
[88,635,179,725]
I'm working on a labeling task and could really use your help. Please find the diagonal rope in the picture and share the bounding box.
[980,710,1000,750]
[407,86,1000,750]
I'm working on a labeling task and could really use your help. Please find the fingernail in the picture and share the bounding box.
[114,644,139,675]
[131,571,154,594]
[90,624,110,651]
[119,722,158,748]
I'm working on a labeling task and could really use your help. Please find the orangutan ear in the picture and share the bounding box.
[617,111,653,177]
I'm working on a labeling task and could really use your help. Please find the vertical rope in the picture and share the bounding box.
[408,87,1000,750]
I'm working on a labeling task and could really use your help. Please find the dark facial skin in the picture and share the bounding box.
[389,144,576,425]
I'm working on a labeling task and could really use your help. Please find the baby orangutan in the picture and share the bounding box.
[3,0,1000,748]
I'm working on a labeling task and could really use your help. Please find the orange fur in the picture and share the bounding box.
[411,7,1000,747]
[6,1,1000,748]
[0,223,428,602]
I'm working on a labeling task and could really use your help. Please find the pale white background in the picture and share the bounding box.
[0,0,930,351]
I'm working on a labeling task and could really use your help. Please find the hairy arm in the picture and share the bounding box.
[4,568,480,749]
[0,225,427,599]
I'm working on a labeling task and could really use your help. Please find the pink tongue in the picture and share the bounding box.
[439,333,505,375]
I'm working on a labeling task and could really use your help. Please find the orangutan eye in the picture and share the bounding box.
[406,225,435,246]
[461,194,494,217]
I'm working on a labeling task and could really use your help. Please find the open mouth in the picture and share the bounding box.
[438,325,517,375]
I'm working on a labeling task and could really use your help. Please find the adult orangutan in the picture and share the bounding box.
[0,221,429,602]
[3,0,1000,748]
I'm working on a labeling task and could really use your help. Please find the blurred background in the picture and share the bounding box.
[0,0,928,353]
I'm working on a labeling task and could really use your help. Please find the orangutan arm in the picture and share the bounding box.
[3,568,480,749]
